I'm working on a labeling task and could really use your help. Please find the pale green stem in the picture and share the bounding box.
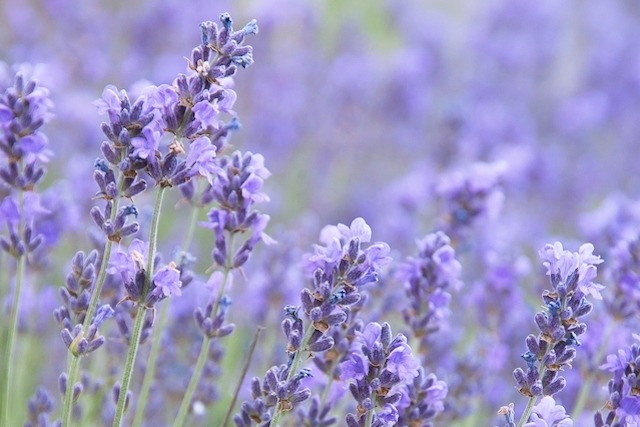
[1,239,26,427]
[62,192,121,427]
[112,304,148,427]
[112,187,166,427]
[221,327,264,427]
[319,362,336,408]
[172,255,234,427]
[571,319,618,418]
[364,407,374,427]
[130,300,170,427]
[132,202,201,427]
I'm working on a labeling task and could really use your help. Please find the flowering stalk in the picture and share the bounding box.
[221,326,264,427]
[513,242,603,426]
[60,185,122,427]
[594,335,640,426]
[172,245,234,427]
[262,218,391,427]
[341,322,420,427]
[112,186,166,427]
[0,69,52,427]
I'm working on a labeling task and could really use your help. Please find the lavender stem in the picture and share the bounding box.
[112,186,167,427]
[221,326,264,427]
[173,233,236,427]
[1,186,25,427]
[62,177,122,427]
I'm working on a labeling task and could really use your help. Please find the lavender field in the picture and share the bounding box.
[2,0,640,426]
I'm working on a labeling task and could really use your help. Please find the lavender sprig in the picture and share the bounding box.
[341,322,420,427]
[0,67,52,427]
[398,230,462,357]
[265,218,391,426]
[513,242,603,426]
[594,335,640,426]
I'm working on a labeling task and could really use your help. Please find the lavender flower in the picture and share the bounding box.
[435,161,506,241]
[396,367,448,427]
[524,396,573,427]
[342,322,419,427]
[24,387,60,427]
[513,241,602,423]
[398,230,462,355]
[595,334,640,426]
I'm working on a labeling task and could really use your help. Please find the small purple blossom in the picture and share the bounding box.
[539,242,604,299]
[151,262,183,298]
[524,396,573,427]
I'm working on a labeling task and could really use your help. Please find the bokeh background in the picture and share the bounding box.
[3,0,640,425]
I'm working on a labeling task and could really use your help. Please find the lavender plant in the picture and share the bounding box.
[509,242,603,426]
[5,2,640,427]
[0,66,53,427]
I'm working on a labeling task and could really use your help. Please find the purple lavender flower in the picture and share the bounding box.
[342,322,419,427]
[513,241,603,424]
[601,236,640,321]
[398,230,461,354]
[396,368,447,426]
[524,396,573,427]
[434,161,506,240]
[595,334,640,426]
[539,242,604,300]
[24,387,60,427]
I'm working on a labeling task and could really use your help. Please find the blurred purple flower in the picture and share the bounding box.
[151,262,182,298]
[524,396,573,427]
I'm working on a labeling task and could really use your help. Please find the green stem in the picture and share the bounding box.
[130,300,170,427]
[364,407,374,427]
[517,394,539,427]
[173,261,233,427]
[571,319,618,418]
[319,363,335,408]
[132,200,200,427]
[112,304,148,427]
[1,186,26,427]
[1,246,25,427]
[221,327,263,427]
[112,186,166,427]
[62,194,120,426]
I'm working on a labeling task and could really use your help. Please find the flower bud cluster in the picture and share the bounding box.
[396,368,447,427]
[341,322,420,427]
[200,151,272,269]
[513,242,603,398]
[603,237,640,321]
[595,335,640,427]
[0,69,52,257]
[24,387,59,427]
[54,250,98,328]
[435,161,506,239]
[233,365,312,427]
[285,218,390,357]
[107,238,183,307]
[398,231,461,351]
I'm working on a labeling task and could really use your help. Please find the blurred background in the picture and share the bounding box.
[3,0,640,425]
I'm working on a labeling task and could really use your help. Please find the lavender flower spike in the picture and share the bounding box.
[595,334,640,426]
[513,241,603,426]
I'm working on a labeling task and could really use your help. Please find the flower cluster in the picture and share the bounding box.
[596,335,640,426]
[513,242,603,400]
[0,68,52,256]
[398,230,462,353]
[341,322,419,427]
[435,161,506,240]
